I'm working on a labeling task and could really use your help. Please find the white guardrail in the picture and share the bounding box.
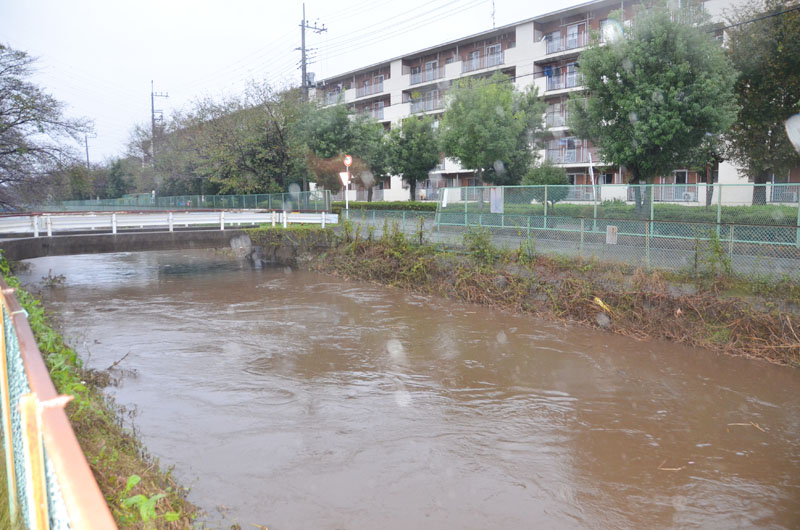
[0,210,339,237]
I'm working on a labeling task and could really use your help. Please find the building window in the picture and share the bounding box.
[602,173,614,184]
[674,170,688,185]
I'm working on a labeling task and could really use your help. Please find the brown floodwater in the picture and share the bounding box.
[18,250,800,529]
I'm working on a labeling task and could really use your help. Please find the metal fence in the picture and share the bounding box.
[0,278,116,528]
[46,190,332,213]
[343,183,800,281]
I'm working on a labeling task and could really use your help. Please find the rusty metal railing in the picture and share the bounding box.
[0,278,116,529]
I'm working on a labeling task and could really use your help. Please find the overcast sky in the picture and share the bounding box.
[1,0,735,162]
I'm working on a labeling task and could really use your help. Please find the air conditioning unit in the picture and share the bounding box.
[682,191,697,202]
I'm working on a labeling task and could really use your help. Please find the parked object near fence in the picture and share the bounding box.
[0,211,338,237]
[45,190,332,213]
[0,278,116,528]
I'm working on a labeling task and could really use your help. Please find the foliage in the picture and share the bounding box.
[523,160,570,211]
[349,114,393,200]
[724,0,800,203]
[130,83,306,196]
[105,158,133,199]
[570,5,736,214]
[0,45,91,208]
[331,200,437,215]
[440,72,545,185]
[388,115,440,201]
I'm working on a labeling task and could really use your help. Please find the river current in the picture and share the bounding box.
[19,250,800,529]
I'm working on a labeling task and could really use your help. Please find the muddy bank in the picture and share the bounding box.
[293,226,799,366]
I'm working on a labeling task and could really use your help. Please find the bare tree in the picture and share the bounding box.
[0,44,91,208]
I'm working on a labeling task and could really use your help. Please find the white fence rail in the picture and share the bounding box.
[0,210,339,237]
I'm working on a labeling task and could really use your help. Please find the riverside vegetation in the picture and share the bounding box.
[0,254,196,528]
[248,222,799,366]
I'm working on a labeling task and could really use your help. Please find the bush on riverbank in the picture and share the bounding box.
[313,222,800,366]
[331,201,436,216]
[0,255,196,528]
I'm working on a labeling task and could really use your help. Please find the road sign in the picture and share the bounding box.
[343,155,352,167]
[339,171,350,186]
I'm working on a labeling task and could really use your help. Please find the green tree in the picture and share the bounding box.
[0,45,90,208]
[106,159,133,198]
[440,72,545,185]
[350,115,393,201]
[389,115,440,201]
[522,159,569,213]
[296,103,355,191]
[724,0,800,204]
[570,5,737,216]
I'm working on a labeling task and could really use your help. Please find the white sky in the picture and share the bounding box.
[0,0,736,162]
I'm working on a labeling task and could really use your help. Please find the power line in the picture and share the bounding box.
[300,3,327,102]
[712,4,800,32]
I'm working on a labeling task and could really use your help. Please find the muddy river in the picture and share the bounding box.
[19,250,800,529]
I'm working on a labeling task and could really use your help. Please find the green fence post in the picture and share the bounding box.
[729,223,735,259]
[372,210,376,225]
[544,185,548,229]
[593,196,598,232]
[479,213,482,226]
[716,184,722,238]
[580,217,585,255]
[646,220,651,270]
[402,210,406,232]
[796,198,800,249]
[527,215,531,241]
[464,189,468,226]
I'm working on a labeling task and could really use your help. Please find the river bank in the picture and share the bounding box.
[251,224,800,366]
[0,255,196,528]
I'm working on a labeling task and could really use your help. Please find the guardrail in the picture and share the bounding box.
[1,278,117,528]
[0,211,339,237]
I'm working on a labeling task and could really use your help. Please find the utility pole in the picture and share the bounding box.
[150,80,169,160]
[300,3,326,103]
[84,134,90,169]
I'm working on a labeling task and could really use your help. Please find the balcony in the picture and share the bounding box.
[355,81,383,98]
[626,185,700,202]
[545,33,588,55]
[361,107,384,120]
[770,185,800,203]
[462,52,504,73]
[545,72,580,91]
[324,92,343,105]
[564,185,600,201]
[410,96,443,114]
[410,66,446,85]
[545,112,568,127]
[545,147,598,164]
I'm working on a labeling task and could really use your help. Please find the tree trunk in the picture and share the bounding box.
[409,178,417,202]
[367,186,373,202]
[752,170,770,205]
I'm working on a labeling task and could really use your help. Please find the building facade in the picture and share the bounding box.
[312,0,799,204]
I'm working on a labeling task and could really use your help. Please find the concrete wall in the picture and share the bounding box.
[0,229,254,262]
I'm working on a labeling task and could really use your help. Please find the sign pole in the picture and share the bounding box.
[342,155,353,216]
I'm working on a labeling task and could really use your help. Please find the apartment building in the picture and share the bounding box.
[312,0,799,204]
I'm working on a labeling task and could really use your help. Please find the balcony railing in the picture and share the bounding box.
[410,96,443,113]
[461,52,504,73]
[545,72,580,91]
[545,112,568,127]
[361,107,384,120]
[626,185,700,202]
[356,81,384,98]
[325,93,342,105]
[770,185,800,203]
[564,185,600,201]
[545,33,588,54]
[410,66,446,85]
[545,147,598,164]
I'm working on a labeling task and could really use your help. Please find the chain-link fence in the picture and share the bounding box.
[343,183,800,281]
[45,190,332,213]
[1,279,115,528]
